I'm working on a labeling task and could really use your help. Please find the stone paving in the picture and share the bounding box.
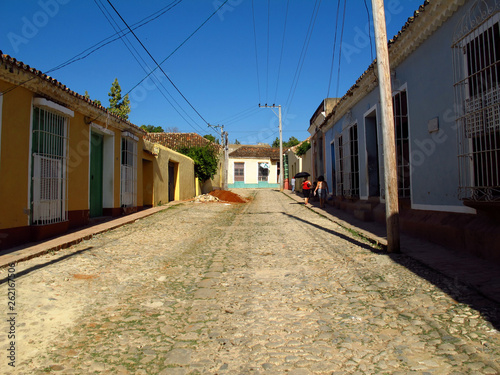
[1,189,500,374]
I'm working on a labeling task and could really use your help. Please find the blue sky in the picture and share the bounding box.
[1,0,424,144]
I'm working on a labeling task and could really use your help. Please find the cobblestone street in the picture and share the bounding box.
[2,189,500,374]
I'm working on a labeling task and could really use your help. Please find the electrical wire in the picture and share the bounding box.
[284,0,322,119]
[94,0,208,135]
[106,0,213,132]
[273,0,289,105]
[122,0,230,103]
[251,0,262,105]
[45,0,184,75]
[335,0,348,99]
[363,0,374,62]
[266,0,270,104]
[326,0,342,98]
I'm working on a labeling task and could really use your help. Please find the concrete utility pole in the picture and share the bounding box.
[259,104,283,192]
[208,124,226,190]
[223,131,228,190]
[371,0,400,253]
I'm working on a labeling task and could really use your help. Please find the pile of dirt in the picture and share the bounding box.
[208,189,248,203]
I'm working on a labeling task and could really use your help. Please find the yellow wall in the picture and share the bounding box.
[0,82,32,229]
[0,77,145,232]
[143,140,195,204]
[67,112,90,212]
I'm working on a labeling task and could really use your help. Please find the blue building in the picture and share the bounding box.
[309,0,500,263]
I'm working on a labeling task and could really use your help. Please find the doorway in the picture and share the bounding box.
[168,161,177,202]
[365,110,380,197]
[90,132,103,217]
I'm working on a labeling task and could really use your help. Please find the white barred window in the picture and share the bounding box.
[31,106,69,225]
[335,124,359,198]
[453,3,500,201]
[121,133,137,207]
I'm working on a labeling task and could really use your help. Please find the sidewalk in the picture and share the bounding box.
[283,190,500,305]
[0,203,177,269]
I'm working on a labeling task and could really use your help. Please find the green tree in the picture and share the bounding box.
[295,141,311,157]
[140,125,164,132]
[84,90,101,106]
[108,78,131,120]
[272,136,301,148]
[203,134,219,144]
[286,136,300,147]
[177,145,219,182]
[234,139,241,145]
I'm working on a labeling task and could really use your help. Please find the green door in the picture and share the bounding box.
[90,132,103,217]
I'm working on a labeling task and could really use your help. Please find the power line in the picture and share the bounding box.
[106,0,212,130]
[326,0,342,98]
[122,0,230,102]
[363,0,374,62]
[251,0,262,104]
[284,0,322,119]
[335,0,348,99]
[266,0,270,104]
[273,0,289,105]
[46,0,184,75]
[95,0,208,135]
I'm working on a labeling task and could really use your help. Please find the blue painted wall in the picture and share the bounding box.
[323,2,473,211]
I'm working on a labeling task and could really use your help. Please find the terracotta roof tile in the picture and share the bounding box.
[229,146,280,160]
[0,51,145,134]
[144,132,221,151]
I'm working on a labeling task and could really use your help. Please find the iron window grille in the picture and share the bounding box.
[121,135,137,208]
[453,1,500,201]
[31,107,69,225]
[393,90,411,198]
[335,124,360,198]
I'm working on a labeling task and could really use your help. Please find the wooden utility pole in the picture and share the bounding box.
[371,0,400,252]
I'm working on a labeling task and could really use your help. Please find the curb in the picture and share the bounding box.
[0,203,179,269]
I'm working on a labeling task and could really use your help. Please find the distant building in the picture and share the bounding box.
[144,132,223,193]
[228,146,280,188]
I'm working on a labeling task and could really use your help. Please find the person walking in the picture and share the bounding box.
[291,177,296,193]
[302,177,312,205]
[314,175,329,208]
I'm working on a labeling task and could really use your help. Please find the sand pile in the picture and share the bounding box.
[208,190,247,203]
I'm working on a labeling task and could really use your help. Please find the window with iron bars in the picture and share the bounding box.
[31,107,69,225]
[393,90,411,198]
[453,6,500,202]
[121,136,137,207]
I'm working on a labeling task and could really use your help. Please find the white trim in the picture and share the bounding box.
[27,98,34,225]
[121,131,139,142]
[91,122,114,136]
[411,203,476,214]
[33,97,74,118]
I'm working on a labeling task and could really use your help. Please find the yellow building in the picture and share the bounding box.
[142,140,196,206]
[228,146,280,188]
[0,52,147,250]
